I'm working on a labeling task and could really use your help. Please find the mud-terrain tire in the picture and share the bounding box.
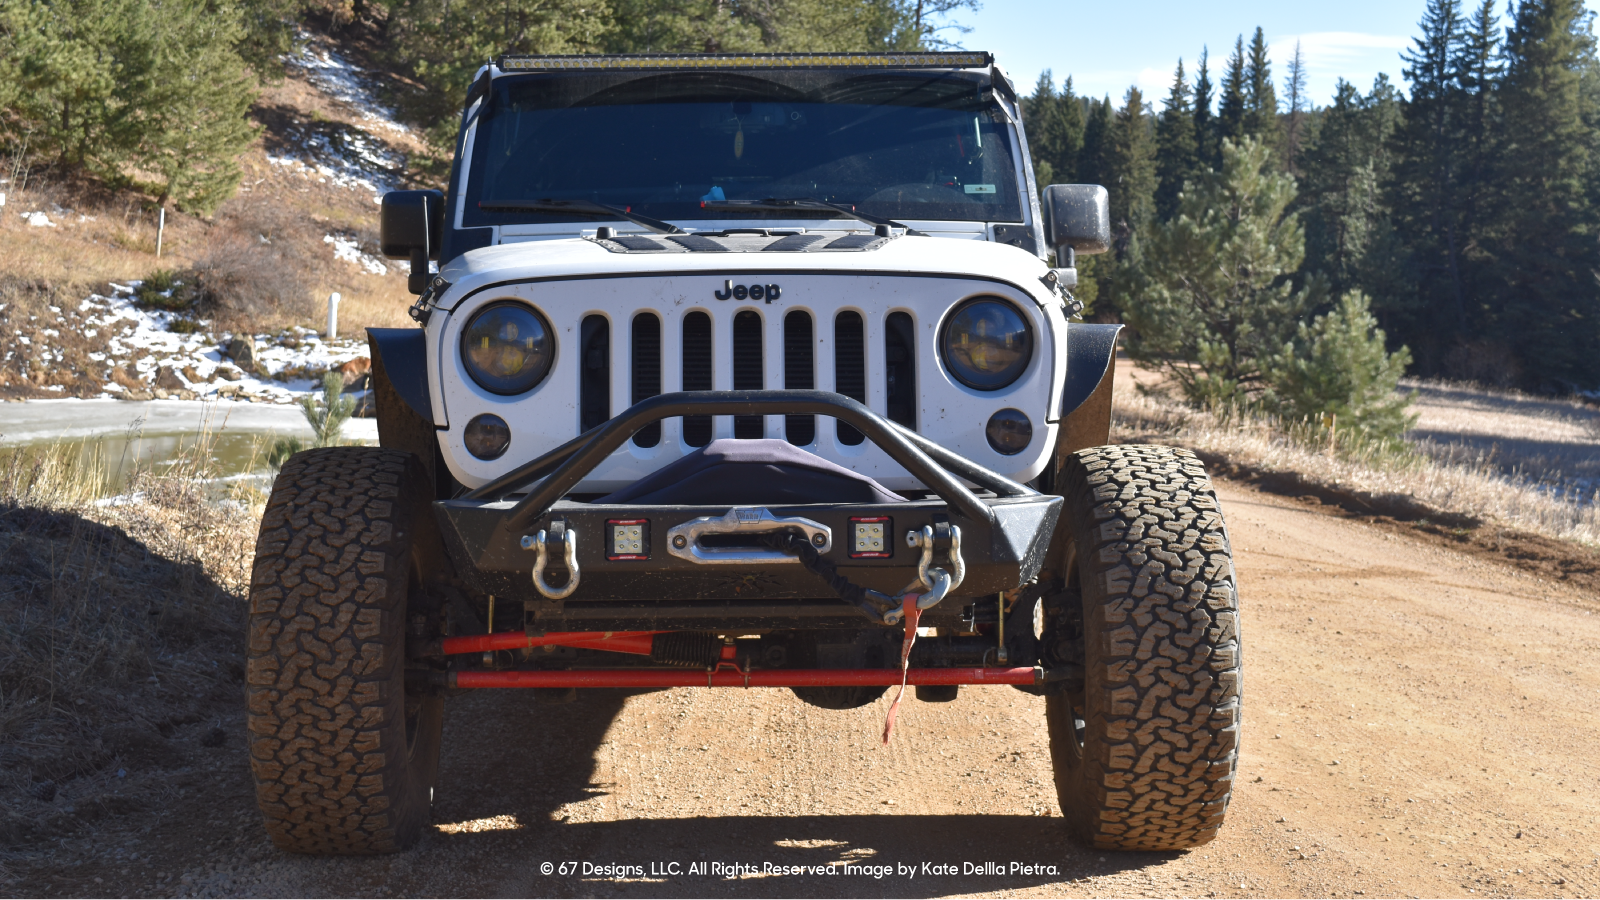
[246,448,444,855]
[1046,444,1240,850]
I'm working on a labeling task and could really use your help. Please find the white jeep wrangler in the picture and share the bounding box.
[245,51,1241,856]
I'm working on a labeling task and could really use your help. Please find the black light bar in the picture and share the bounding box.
[497,52,994,72]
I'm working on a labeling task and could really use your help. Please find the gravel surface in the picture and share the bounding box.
[9,481,1600,898]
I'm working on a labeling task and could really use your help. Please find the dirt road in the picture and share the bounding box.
[14,480,1600,898]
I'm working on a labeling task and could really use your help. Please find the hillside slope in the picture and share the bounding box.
[1,24,422,403]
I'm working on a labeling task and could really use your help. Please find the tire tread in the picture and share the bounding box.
[246,447,433,855]
[1055,444,1241,851]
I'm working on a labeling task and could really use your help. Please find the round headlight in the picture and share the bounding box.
[461,302,553,395]
[464,413,511,460]
[940,297,1033,390]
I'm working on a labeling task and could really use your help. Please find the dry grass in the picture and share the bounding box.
[1114,380,1600,547]
[1,175,412,334]
[1404,378,1600,492]
[0,423,263,845]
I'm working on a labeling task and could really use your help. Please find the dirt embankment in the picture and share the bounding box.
[5,479,1598,898]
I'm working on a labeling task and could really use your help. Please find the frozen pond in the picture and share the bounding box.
[0,399,378,488]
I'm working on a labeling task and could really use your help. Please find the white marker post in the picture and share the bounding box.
[156,207,165,257]
[327,292,340,341]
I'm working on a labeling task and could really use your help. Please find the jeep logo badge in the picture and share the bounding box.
[714,280,781,303]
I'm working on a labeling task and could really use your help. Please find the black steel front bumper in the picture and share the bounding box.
[433,390,1060,629]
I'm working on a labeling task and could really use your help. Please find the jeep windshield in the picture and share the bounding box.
[461,69,1023,228]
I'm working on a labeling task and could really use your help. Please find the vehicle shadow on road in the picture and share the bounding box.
[421,688,1173,898]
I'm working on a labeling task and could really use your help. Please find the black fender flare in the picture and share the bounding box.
[367,327,460,578]
[368,327,444,490]
[1053,322,1122,463]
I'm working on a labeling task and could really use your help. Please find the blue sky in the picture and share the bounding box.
[959,0,1600,109]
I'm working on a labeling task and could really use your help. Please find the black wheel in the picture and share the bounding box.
[1044,444,1241,850]
[246,448,445,854]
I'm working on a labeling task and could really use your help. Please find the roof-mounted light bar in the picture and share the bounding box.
[498,52,994,72]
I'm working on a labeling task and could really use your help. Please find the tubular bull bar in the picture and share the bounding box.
[427,390,1067,687]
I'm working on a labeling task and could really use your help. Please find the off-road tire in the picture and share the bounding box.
[246,448,444,854]
[1046,444,1240,850]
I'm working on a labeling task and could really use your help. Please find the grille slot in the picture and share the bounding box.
[834,311,866,445]
[630,313,661,447]
[885,311,916,430]
[579,315,610,433]
[681,311,713,447]
[732,310,764,438]
[783,310,815,446]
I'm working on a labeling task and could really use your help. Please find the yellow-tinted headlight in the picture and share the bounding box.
[461,302,553,395]
[940,297,1032,390]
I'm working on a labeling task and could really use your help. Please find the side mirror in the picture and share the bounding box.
[1041,184,1110,258]
[381,189,445,294]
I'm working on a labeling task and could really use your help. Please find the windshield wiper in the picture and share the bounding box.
[476,199,685,235]
[700,198,926,236]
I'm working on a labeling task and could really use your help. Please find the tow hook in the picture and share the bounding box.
[523,519,580,600]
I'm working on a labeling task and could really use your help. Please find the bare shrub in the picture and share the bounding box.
[186,231,313,329]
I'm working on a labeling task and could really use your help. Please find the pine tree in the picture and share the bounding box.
[235,0,308,77]
[1100,87,1159,322]
[1301,78,1403,303]
[1073,96,1115,316]
[1109,86,1157,246]
[1056,78,1086,182]
[0,0,146,173]
[388,0,615,137]
[1123,137,1327,405]
[1193,48,1217,170]
[1077,96,1114,190]
[1217,36,1248,149]
[1388,0,1470,361]
[141,0,260,211]
[0,0,256,210]
[1283,41,1308,172]
[1244,26,1278,144]
[1024,72,1063,185]
[1023,71,1083,186]
[1483,0,1600,389]
[1155,59,1196,220]
[1454,0,1503,313]
[1264,291,1417,440]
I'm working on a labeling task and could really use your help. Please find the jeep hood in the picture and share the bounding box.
[431,233,1057,313]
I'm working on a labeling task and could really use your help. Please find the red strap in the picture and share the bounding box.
[882,595,922,744]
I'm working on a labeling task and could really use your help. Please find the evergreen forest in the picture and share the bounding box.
[1027,1,1600,395]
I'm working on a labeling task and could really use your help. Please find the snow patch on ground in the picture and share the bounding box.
[269,33,408,201]
[288,36,409,135]
[74,283,370,404]
[324,233,388,275]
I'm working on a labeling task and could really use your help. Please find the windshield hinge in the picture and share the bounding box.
[1040,268,1083,317]
[408,276,451,326]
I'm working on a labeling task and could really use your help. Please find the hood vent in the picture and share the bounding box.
[592,230,895,254]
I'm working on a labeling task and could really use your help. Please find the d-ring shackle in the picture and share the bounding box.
[907,524,964,609]
[522,523,580,600]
